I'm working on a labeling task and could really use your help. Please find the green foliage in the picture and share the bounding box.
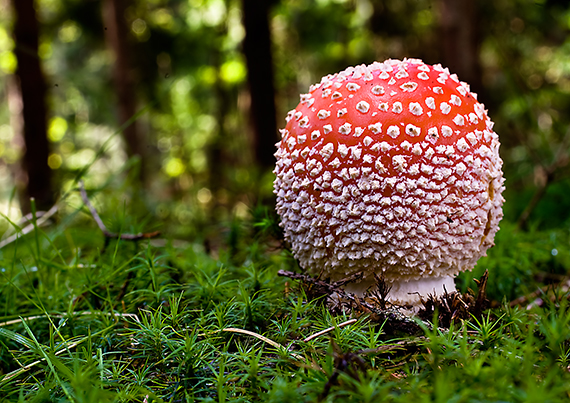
[1,189,570,401]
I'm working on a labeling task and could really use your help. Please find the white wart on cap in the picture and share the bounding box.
[273,58,505,306]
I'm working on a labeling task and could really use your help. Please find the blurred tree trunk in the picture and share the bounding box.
[438,0,484,99]
[102,0,146,182]
[241,0,278,170]
[10,0,52,213]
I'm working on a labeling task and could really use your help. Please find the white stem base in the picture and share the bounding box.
[343,276,456,307]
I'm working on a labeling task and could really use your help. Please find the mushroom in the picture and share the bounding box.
[273,59,505,306]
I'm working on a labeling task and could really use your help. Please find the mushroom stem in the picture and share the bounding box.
[344,275,457,306]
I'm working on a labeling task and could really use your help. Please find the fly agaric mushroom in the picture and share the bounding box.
[274,58,505,306]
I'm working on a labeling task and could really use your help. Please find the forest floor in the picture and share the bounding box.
[2,188,570,402]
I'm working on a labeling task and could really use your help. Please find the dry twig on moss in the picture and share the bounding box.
[78,180,160,241]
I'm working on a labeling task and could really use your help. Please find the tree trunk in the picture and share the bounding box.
[102,0,146,181]
[241,0,278,171]
[438,0,484,99]
[11,0,52,212]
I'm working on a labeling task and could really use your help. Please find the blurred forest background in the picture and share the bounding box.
[1,0,570,243]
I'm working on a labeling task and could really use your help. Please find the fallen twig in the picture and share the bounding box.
[78,180,160,240]
[222,327,303,360]
[303,319,357,343]
[0,311,140,327]
[0,203,59,249]
[509,278,570,308]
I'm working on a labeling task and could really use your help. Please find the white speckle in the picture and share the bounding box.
[337,108,348,117]
[453,114,465,126]
[425,97,436,110]
[385,177,397,188]
[378,102,389,112]
[294,111,303,120]
[406,124,421,137]
[329,157,341,168]
[441,125,453,137]
[320,143,334,160]
[390,90,397,96]
[322,89,332,98]
[401,140,412,151]
[409,102,423,116]
[456,85,467,96]
[286,110,295,122]
[354,127,364,137]
[421,164,434,175]
[371,85,385,95]
[331,91,342,100]
[440,102,451,115]
[310,162,322,176]
[356,101,370,113]
[396,183,406,193]
[351,146,362,160]
[395,69,409,79]
[468,113,478,124]
[318,109,331,120]
[363,136,374,147]
[412,143,422,156]
[294,163,305,173]
[466,132,478,145]
[298,134,306,144]
[363,154,374,163]
[306,159,317,171]
[409,164,420,175]
[299,116,309,127]
[388,78,396,85]
[347,82,361,91]
[427,127,439,143]
[332,179,343,192]
[445,145,454,156]
[323,124,333,134]
[349,167,360,178]
[300,147,310,158]
[474,104,485,120]
[338,144,349,157]
[287,137,296,150]
[433,87,443,94]
[339,123,352,135]
[455,163,466,175]
[450,94,462,106]
[437,73,448,85]
[375,158,386,172]
[417,72,429,80]
[379,71,390,79]
[311,130,321,140]
[368,122,382,134]
[401,81,418,92]
[379,142,391,152]
[387,125,400,139]
[392,155,407,172]
[392,102,403,113]
[424,147,435,159]
[457,138,469,152]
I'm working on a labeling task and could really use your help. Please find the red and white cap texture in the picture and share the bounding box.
[273,58,505,304]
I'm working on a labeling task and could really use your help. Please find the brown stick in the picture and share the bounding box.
[78,181,160,241]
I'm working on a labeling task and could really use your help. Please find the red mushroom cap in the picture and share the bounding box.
[274,59,504,296]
